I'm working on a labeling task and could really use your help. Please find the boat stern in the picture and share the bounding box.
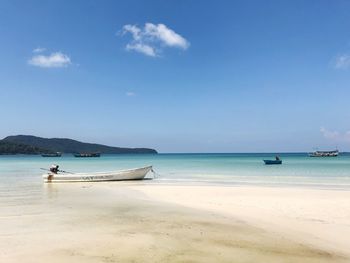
[42,173,54,183]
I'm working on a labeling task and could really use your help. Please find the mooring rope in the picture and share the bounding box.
[151,168,161,179]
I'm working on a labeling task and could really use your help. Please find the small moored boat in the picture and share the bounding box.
[263,160,282,165]
[43,166,153,183]
[42,152,62,157]
[74,153,101,158]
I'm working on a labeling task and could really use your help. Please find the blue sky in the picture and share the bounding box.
[1,0,350,152]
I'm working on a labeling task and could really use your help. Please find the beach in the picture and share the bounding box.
[1,154,350,262]
[3,1,350,261]
[1,180,349,262]
[127,183,350,257]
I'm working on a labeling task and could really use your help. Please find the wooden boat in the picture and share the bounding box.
[43,166,152,183]
[41,152,62,157]
[308,150,339,157]
[263,160,282,165]
[74,153,101,158]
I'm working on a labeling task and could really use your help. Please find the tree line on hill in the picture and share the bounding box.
[0,135,157,155]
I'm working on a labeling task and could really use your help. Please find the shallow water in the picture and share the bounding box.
[0,153,349,188]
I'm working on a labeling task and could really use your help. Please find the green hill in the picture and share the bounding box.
[1,135,157,154]
[0,140,52,155]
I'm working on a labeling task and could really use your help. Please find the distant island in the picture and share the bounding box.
[0,135,157,155]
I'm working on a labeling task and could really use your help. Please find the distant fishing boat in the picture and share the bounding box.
[74,153,101,158]
[263,156,282,165]
[263,160,282,165]
[41,152,62,157]
[308,150,339,157]
[42,165,153,183]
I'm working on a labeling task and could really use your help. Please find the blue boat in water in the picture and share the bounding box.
[264,160,282,165]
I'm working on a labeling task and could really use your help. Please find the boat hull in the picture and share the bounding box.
[43,166,152,183]
[263,160,282,165]
[41,153,62,157]
[74,153,100,157]
[308,152,339,157]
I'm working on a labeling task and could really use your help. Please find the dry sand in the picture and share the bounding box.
[0,182,349,262]
[126,183,350,256]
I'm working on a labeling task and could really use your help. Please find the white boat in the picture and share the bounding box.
[43,166,153,183]
[308,150,339,157]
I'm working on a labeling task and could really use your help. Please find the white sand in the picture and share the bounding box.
[125,183,350,257]
[1,182,349,262]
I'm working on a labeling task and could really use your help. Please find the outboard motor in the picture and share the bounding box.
[50,164,59,174]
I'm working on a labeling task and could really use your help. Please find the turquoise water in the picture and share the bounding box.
[0,153,350,188]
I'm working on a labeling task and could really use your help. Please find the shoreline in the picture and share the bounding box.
[147,177,350,190]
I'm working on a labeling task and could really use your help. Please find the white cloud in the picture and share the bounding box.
[126,92,136,96]
[32,47,46,53]
[334,54,350,69]
[144,23,189,49]
[28,52,71,68]
[320,127,350,142]
[123,25,141,41]
[121,23,190,57]
[126,43,156,57]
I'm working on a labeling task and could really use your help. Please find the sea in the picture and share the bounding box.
[1,153,350,189]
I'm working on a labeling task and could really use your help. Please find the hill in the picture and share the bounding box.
[0,140,52,155]
[1,135,157,154]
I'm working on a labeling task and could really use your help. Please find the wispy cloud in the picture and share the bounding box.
[126,92,136,96]
[121,23,190,57]
[333,54,350,69]
[28,52,71,68]
[32,47,46,53]
[126,43,156,57]
[320,127,350,142]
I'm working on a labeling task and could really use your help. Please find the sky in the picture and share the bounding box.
[1,0,350,152]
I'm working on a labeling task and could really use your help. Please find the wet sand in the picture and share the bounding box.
[0,182,349,262]
[126,183,350,257]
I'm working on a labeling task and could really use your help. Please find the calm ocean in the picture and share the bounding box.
[0,153,349,189]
